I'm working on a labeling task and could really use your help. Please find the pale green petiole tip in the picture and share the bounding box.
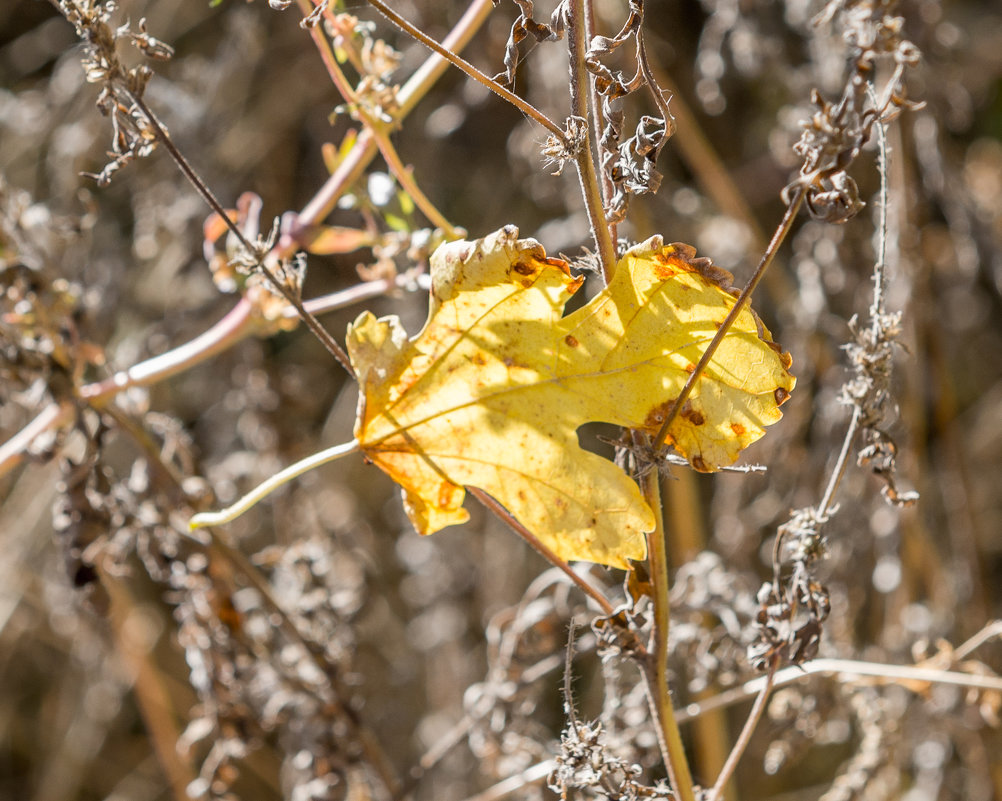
[186,439,361,530]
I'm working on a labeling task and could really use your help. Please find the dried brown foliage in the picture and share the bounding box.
[2,0,1002,800]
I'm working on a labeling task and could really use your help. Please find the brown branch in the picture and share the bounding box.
[468,487,616,617]
[124,92,356,375]
[364,0,567,143]
[567,0,616,279]
[638,465,697,801]
[705,657,778,801]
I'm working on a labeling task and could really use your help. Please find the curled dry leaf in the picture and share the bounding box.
[348,226,794,568]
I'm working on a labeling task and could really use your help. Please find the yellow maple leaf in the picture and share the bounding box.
[348,225,794,568]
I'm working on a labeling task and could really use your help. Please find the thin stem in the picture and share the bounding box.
[78,276,425,406]
[468,487,616,617]
[303,272,430,315]
[457,761,556,801]
[583,0,616,244]
[677,656,1002,724]
[279,0,494,252]
[815,89,889,518]
[705,657,778,801]
[126,92,356,375]
[302,3,461,238]
[868,83,890,323]
[654,190,805,452]
[639,466,697,801]
[818,405,862,518]
[636,27,674,133]
[375,135,462,238]
[189,439,361,530]
[567,0,616,280]
[80,298,253,405]
[0,401,75,477]
[364,0,568,143]
[953,620,1002,661]
[1,0,487,478]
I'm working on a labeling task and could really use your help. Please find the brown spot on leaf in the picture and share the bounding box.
[471,352,487,366]
[512,261,536,276]
[691,454,710,472]
[730,422,746,437]
[774,387,791,406]
[564,334,579,348]
[438,482,459,508]
[652,252,679,280]
[643,399,675,432]
[680,401,705,426]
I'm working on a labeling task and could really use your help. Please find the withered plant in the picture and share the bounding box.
[2,1,1001,800]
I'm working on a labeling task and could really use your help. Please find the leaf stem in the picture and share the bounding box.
[653,189,805,453]
[189,439,361,530]
[364,0,568,143]
[567,0,616,280]
[639,466,696,801]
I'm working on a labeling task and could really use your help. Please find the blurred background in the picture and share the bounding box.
[2,0,1002,799]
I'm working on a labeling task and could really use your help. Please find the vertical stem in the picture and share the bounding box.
[640,467,697,801]
[666,473,736,801]
[583,0,614,229]
[705,658,778,801]
[567,0,617,281]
